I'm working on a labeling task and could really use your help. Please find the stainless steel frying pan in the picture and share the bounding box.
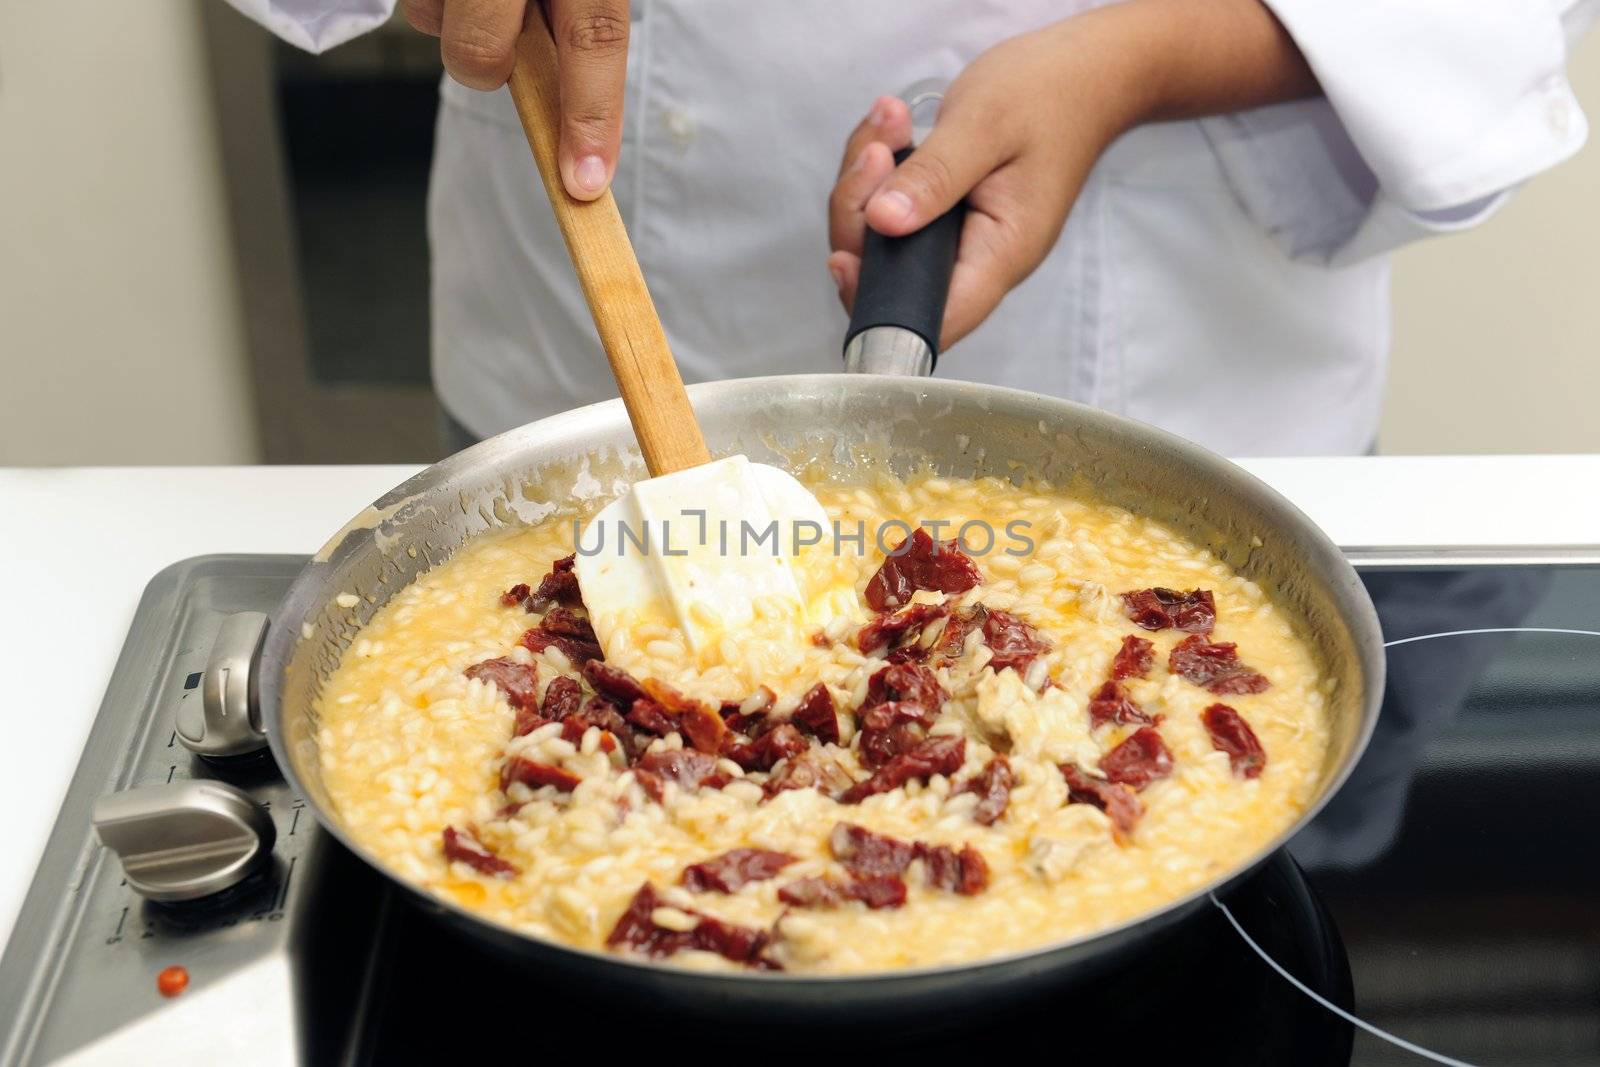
[229,371,1382,1022]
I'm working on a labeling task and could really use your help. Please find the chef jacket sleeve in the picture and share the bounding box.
[218,0,397,53]
[1200,0,1599,266]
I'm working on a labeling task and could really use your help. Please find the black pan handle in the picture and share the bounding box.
[843,147,965,376]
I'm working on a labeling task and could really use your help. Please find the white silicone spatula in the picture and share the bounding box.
[505,9,839,659]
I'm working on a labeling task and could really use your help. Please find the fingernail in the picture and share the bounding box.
[849,148,869,174]
[828,263,846,291]
[574,155,608,194]
[872,190,913,225]
[869,100,887,126]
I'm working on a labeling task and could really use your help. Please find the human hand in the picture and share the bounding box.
[403,0,631,200]
[827,0,1315,349]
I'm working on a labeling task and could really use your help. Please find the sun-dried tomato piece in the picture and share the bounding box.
[626,698,677,737]
[441,826,516,877]
[761,753,853,800]
[720,686,774,734]
[829,823,915,878]
[1203,703,1267,778]
[839,735,966,804]
[857,600,951,655]
[681,848,797,893]
[790,683,840,745]
[560,692,632,742]
[863,661,946,712]
[980,608,1051,674]
[582,661,648,705]
[641,679,727,754]
[605,884,778,969]
[538,606,596,643]
[864,528,983,612]
[778,875,907,910]
[1110,635,1156,680]
[464,657,540,711]
[1168,635,1270,695]
[1099,727,1174,790]
[856,700,935,769]
[527,554,583,612]
[632,749,731,802]
[540,676,583,719]
[521,627,602,668]
[1086,680,1158,730]
[1121,588,1216,635]
[724,723,808,773]
[499,756,582,793]
[916,843,989,895]
[500,582,531,607]
[954,757,1014,825]
[1059,764,1143,844]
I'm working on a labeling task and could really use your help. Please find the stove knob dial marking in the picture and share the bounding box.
[92,781,276,902]
[176,611,270,759]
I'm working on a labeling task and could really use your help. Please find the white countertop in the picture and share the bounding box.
[1,456,1596,949]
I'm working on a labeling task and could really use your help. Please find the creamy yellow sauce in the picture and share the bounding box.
[315,472,1331,973]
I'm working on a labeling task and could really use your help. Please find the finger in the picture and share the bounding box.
[550,0,630,199]
[440,0,527,91]
[827,140,896,256]
[827,250,860,312]
[836,95,912,180]
[402,0,444,36]
[937,178,1058,348]
[864,111,1005,238]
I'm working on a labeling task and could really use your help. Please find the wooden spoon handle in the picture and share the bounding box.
[506,8,710,476]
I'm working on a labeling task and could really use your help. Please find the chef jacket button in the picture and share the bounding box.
[662,109,697,148]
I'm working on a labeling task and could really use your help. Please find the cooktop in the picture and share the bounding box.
[1,553,1596,1065]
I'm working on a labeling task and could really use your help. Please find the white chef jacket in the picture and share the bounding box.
[233,0,1596,455]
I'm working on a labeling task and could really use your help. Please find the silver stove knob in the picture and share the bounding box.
[92,781,276,902]
[177,611,270,759]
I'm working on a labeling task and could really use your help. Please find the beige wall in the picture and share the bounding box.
[1382,29,1600,455]
[0,1,257,466]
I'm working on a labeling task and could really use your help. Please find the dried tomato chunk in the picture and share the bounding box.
[857,600,951,655]
[538,606,596,643]
[864,528,983,611]
[864,661,946,712]
[761,753,853,800]
[722,723,807,772]
[540,676,583,719]
[1168,635,1270,695]
[528,554,583,612]
[954,757,1014,825]
[1203,703,1268,778]
[980,608,1051,674]
[839,735,966,804]
[1086,680,1158,730]
[633,749,731,802]
[500,582,531,607]
[720,686,774,734]
[916,843,989,895]
[605,884,778,969]
[521,625,602,668]
[856,701,935,769]
[1121,588,1216,635]
[441,826,516,877]
[641,678,728,754]
[681,848,797,893]
[499,756,582,793]
[582,661,648,705]
[1059,763,1143,844]
[626,698,677,738]
[1098,727,1174,790]
[791,683,840,745]
[1110,635,1155,680]
[829,823,915,878]
[778,875,907,910]
[559,693,635,751]
[464,657,540,711]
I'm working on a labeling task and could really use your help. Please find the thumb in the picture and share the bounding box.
[862,118,998,237]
